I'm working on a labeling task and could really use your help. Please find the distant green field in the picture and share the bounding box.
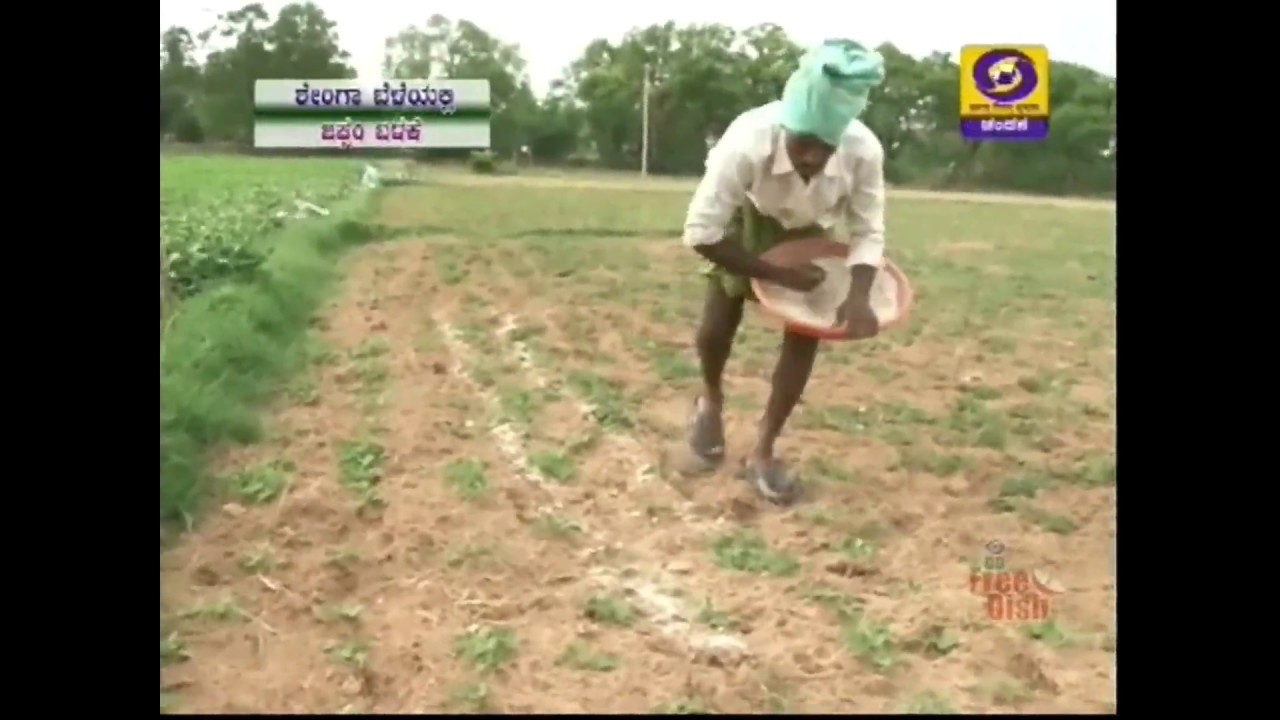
[160,156,360,225]
[161,156,355,243]
[160,156,361,300]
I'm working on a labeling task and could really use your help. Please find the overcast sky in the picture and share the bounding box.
[160,0,1116,95]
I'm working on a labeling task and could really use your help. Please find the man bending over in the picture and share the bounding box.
[679,39,889,504]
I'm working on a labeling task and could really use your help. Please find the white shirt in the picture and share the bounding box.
[681,101,887,268]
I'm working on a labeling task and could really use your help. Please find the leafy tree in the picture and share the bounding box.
[385,15,536,158]
[160,2,353,144]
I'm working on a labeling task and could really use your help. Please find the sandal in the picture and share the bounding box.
[673,396,725,476]
[743,457,800,505]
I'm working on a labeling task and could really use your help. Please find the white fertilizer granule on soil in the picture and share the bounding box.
[767,257,901,329]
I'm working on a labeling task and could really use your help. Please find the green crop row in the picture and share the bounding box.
[160,157,362,299]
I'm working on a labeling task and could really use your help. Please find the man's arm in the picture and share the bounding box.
[683,132,791,284]
[842,138,887,303]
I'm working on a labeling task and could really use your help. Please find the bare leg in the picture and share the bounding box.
[697,278,745,408]
[682,278,745,470]
[747,330,820,502]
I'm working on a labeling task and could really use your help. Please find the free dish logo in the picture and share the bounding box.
[969,540,1065,622]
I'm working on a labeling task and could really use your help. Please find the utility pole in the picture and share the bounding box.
[641,62,651,177]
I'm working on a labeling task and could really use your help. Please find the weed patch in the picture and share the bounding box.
[161,189,376,526]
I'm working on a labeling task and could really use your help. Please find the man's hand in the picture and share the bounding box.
[838,264,881,339]
[837,295,879,339]
[770,263,826,292]
[696,241,827,291]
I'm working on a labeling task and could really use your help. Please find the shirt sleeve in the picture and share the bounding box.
[844,138,887,268]
[682,129,754,248]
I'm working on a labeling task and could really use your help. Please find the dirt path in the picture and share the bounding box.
[421,170,1115,211]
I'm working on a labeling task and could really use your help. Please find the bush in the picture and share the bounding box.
[469,150,498,174]
[565,152,600,169]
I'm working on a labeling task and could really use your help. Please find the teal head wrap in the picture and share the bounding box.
[779,39,886,147]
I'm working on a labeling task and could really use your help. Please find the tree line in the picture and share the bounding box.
[159,3,1116,196]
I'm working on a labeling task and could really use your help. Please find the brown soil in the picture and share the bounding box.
[161,238,1115,713]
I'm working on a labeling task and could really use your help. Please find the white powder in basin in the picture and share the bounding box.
[766,257,901,329]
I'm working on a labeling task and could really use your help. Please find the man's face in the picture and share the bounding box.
[784,132,837,182]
